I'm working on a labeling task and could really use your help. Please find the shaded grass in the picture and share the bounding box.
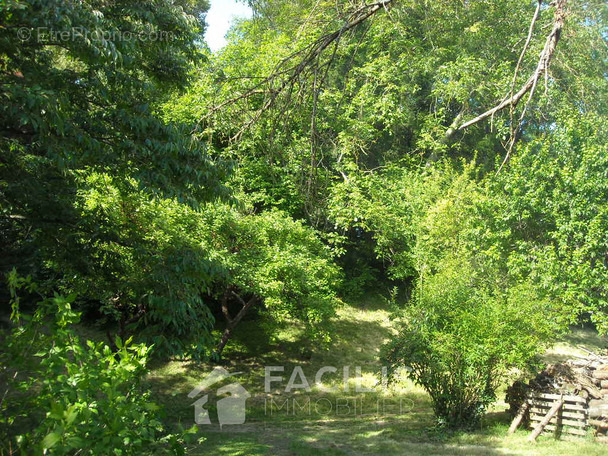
[146,296,608,455]
[184,415,608,456]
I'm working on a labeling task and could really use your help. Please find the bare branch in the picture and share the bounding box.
[510,0,543,106]
[200,1,395,140]
[458,0,567,132]
[216,293,257,356]
[495,0,567,173]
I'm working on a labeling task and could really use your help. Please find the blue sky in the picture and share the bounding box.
[205,0,253,52]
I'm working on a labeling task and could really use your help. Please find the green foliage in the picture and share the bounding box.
[0,0,605,407]
[63,173,221,358]
[0,271,197,455]
[44,171,340,356]
[496,111,608,332]
[174,0,550,221]
[0,0,219,203]
[0,0,232,358]
[329,162,462,281]
[344,163,565,426]
[202,206,341,347]
[383,257,556,428]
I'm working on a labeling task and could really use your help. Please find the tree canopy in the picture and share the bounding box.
[1,0,607,446]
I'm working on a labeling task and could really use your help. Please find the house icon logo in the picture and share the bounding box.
[188,367,251,428]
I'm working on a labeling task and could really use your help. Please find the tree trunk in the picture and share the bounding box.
[215,292,256,358]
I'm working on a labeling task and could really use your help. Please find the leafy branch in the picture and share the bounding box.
[455,0,567,171]
[201,1,395,140]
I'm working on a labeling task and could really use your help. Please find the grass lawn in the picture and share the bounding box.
[145,297,608,455]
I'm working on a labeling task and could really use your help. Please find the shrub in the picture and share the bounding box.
[201,207,342,356]
[376,166,562,427]
[383,257,558,428]
[0,271,195,455]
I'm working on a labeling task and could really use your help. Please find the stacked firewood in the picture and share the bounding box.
[506,354,608,442]
[571,357,608,442]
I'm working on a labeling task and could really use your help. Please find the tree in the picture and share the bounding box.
[198,206,341,357]
[495,111,608,332]
[0,0,232,357]
[177,0,597,228]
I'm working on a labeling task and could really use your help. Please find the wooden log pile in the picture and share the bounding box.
[506,355,608,442]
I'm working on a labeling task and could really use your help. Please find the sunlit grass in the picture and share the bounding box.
[544,324,607,363]
[145,295,608,455]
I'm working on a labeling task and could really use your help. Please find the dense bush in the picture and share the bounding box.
[60,173,223,359]
[200,206,341,356]
[383,257,557,427]
[347,164,566,427]
[0,0,228,359]
[0,272,195,454]
[495,112,608,332]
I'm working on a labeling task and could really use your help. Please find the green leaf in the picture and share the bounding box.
[42,432,61,449]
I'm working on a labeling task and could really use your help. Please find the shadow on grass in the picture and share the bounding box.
[144,301,608,455]
[187,413,515,456]
[145,299,395,422]
[562,325,607,352]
